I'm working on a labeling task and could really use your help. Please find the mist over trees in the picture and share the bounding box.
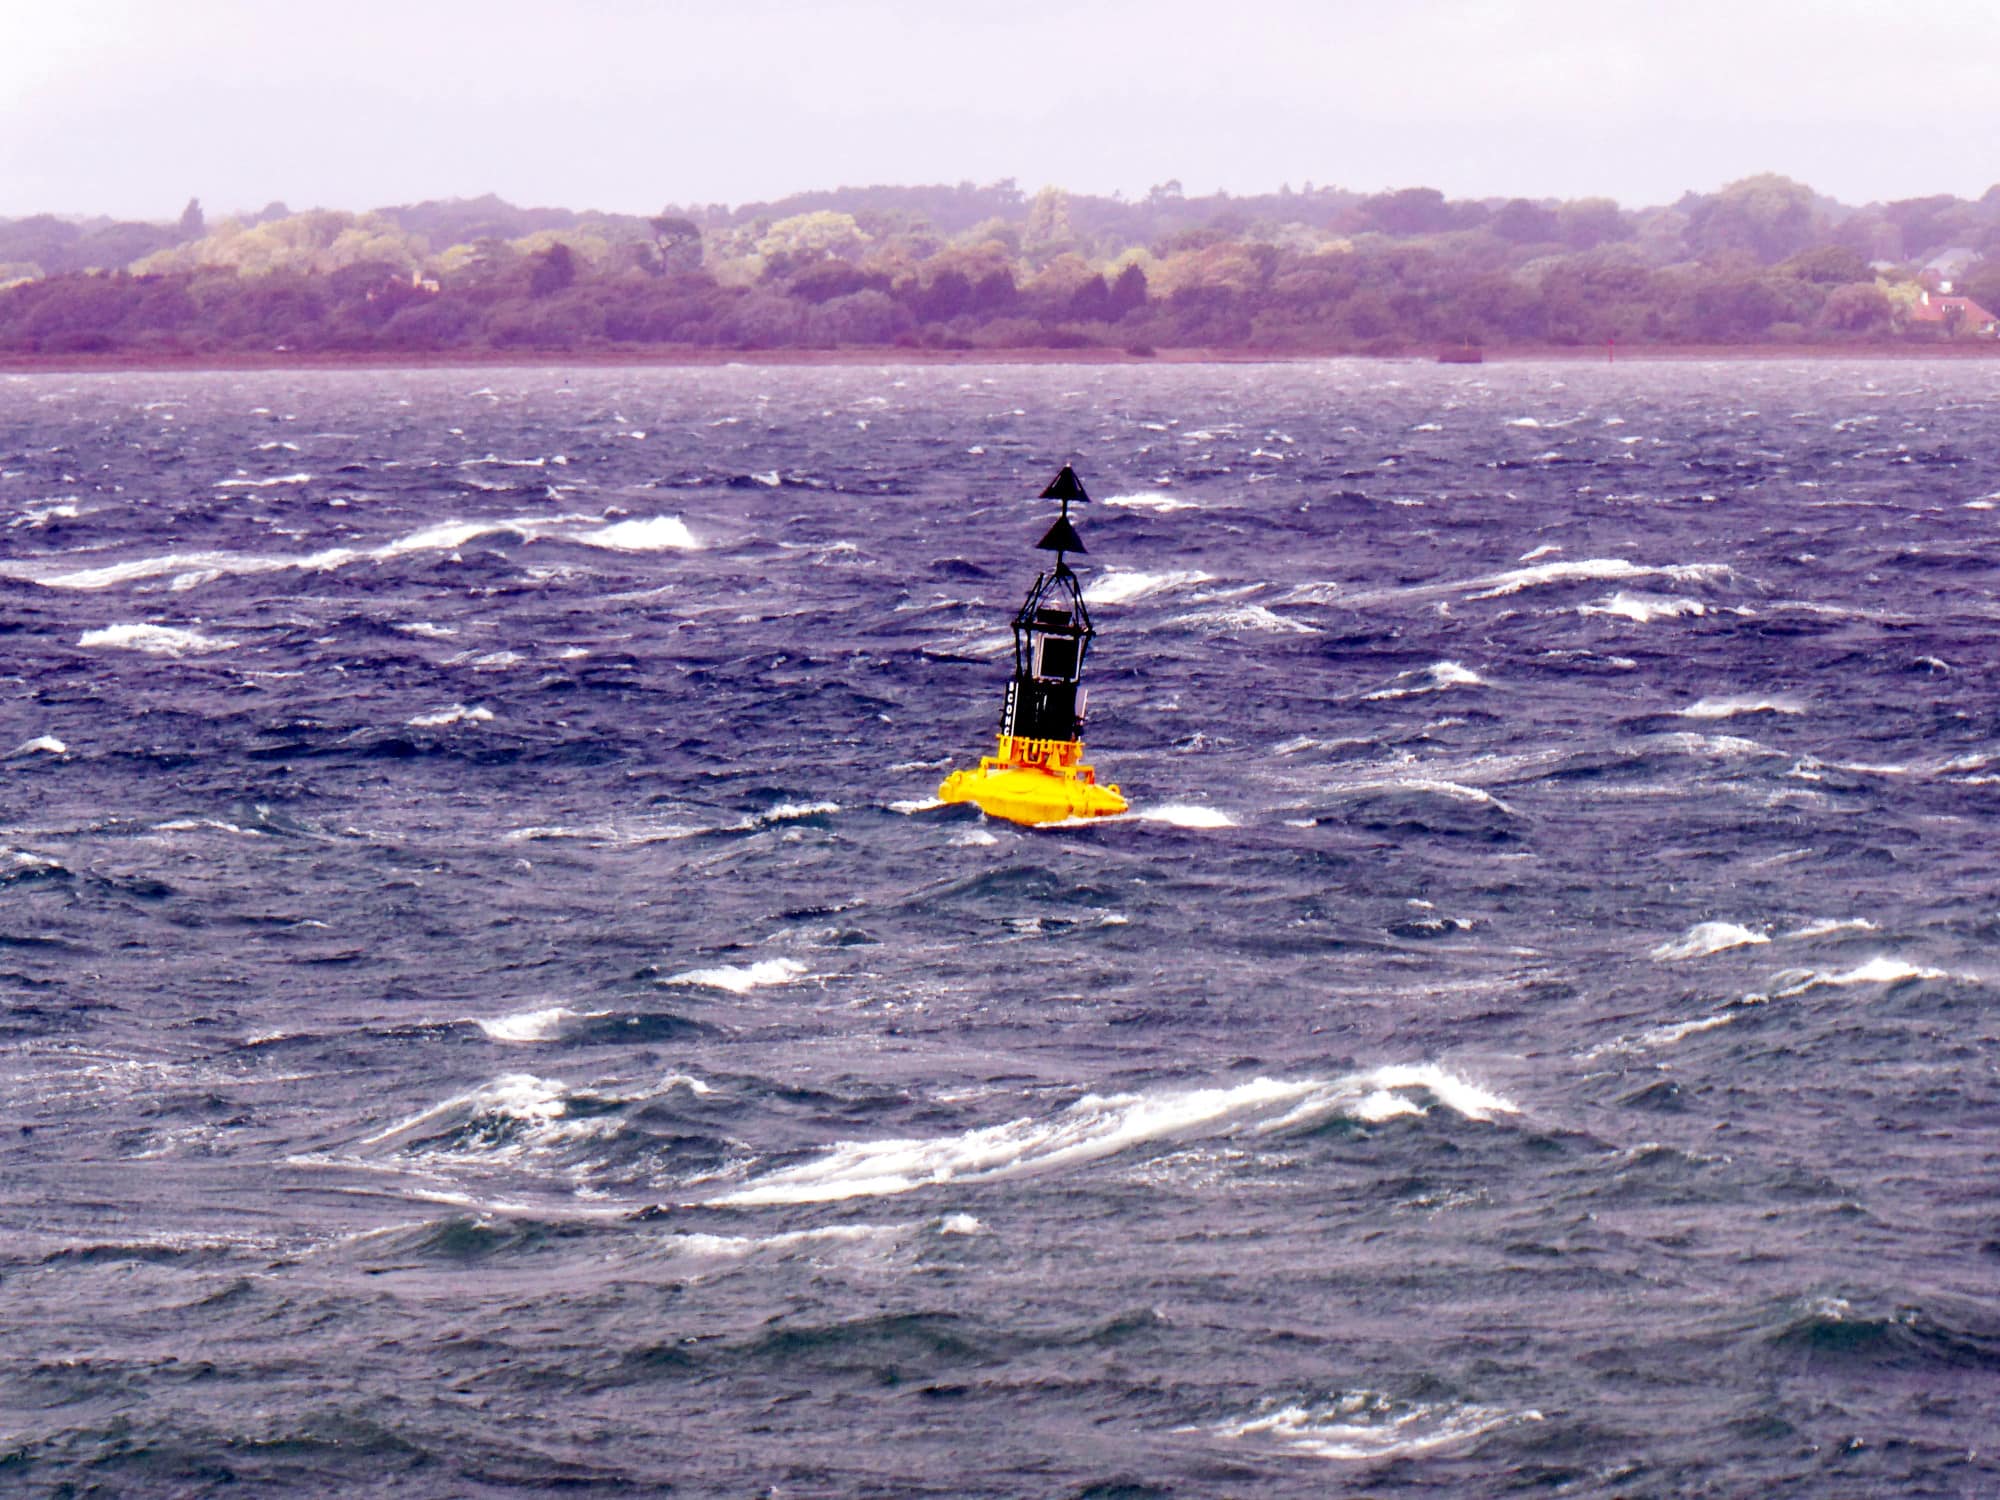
[6,173,2000,358]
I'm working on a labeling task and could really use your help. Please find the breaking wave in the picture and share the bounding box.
[78,623,238,656]
[712,1065,1516,1206]
[1652,921,1769,961]
[1205,1392,1542,1462]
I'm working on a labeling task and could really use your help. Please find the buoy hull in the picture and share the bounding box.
[937,736,1126,826]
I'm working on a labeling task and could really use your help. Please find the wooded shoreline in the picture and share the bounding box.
[8,341,2000,375]
[11,175,2000,366]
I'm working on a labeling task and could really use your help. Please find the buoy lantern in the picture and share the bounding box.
[937,466,1128,825]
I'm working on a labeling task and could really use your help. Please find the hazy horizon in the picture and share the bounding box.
[6,0,2000,221]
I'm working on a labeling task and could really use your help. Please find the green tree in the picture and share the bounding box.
[1687,175,1821,264]
[1779,244,1870,284]
[1954,258,2000,313]
[647,214,703,273]
[1106,261,1148,318]
[1362,187,1453,236]
[1491,199,1560,244]
[1881,194,1973,261]
[527,242,576,297]
[756,211,867,272]
[1024,187,1075,255]
[1556,198,1630,251]
[787,260,887,303]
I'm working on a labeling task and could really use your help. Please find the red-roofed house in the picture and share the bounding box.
[1909,287,2000,336]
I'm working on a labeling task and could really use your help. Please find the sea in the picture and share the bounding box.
[0,359,1995,1497]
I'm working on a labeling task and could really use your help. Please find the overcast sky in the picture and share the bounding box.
[5,0,1999,221]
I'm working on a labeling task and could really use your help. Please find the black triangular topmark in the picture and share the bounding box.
[1039,466,1090,506]
[1035,516,1087,554]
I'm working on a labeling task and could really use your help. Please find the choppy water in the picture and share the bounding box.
[2,360,1997,1496]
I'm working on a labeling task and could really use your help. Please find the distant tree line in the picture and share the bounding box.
[7,175,2000,358]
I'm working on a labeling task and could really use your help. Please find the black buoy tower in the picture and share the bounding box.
[937,466,1126,824]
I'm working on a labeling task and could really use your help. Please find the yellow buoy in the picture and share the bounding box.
[938,733,1126,825]
[935,466,1127,826]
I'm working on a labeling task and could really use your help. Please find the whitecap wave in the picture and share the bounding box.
[1643,732,1777,758]
[1679,696,1803,719]
[474,1006,593,1043]
[1337,776,1514,811]
[570,515,700,552]
[1086,568,1212,605]
[1289,558,1728,612]
[660,1224,895,1261]
[750,801,839,825]
[1786,956,1949,991]
[1636,1013,1737,1048]
[78,623,237,656]
[1173,603,1318,635]
[359,1072,617,1162]
[1364,660,1485,700]
[1469,558,1730,600]
[1137,804,1238,828]
[712,1064,1516,1206]
[153,818,265,837]
[10,499,81,528]
[504,816,704,847]
[8,509,626,592]
[1651,921,1769,961]
[408,704,493,728]
[665,957,808,994]
[1578,592,1710,623]
[215,472,312,488]
[1099,492,1199,512]
[1207,1393,1542,1462]
[10,735,66,755]
[1786,917,1878,940]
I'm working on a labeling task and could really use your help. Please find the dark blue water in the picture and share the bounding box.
[2,361,1996,1496]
